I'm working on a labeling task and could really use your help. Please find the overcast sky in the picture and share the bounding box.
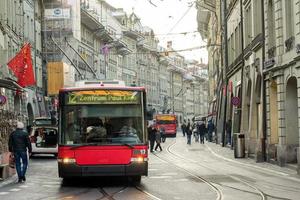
[106,0,208,63]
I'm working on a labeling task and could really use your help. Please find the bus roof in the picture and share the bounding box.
[59,86,145,92]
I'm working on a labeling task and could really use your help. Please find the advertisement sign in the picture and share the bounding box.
[67,90,140,105]
[45,8,70,19]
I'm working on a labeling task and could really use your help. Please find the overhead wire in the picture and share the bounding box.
[162,1,196,40]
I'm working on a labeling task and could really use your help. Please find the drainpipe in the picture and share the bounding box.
[261,0,267,161]
[239,0,244,134]
[33,1,42,117]
[221,0,228,147]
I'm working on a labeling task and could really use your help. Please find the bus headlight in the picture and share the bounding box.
[58,158,76,164]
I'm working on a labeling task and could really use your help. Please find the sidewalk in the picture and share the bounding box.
[205,141,300,178]
[0,174,17,188]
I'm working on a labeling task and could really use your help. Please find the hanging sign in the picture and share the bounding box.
[0,95,7,106]
[231,96,240,106]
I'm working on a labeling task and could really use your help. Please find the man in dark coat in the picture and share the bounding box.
[186,119,192,145]
[148,122,157,152]
[197,121,207,144]
[226,119,232,145]
[207,119,215,142]
[181,120,186,137]
[9,121,32,183]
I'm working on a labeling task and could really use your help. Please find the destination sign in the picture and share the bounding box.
[67,90,140,104]
[156,115,176,121]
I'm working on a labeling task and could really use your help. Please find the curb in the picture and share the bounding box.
[204,143,300,180]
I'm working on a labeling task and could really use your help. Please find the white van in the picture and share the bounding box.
[29,125,58,157]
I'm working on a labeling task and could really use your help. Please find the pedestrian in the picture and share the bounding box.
[148,121,156,152]
[8,121,32,183]
[155,129,163,151]
[181,120,186,137]
[159,127,166,143]
[192,119,199,142]
[197,120,207,144]
[207,119,215,142]
[186,119,192,145]
[226,119,232,145]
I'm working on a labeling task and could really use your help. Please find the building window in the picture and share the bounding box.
[267,0,275,48]
[253,0,262,36]
[244,4,252,46]
[285,0,294,39]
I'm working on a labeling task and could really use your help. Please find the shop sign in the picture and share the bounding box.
[45,8,70,19]
[0,95,7,106]
[264,58,275,69]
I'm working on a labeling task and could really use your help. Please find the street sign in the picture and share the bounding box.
[231,97,240,106]
[0,95,7,106]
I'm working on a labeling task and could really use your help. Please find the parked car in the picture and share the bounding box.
[29,124,58,157]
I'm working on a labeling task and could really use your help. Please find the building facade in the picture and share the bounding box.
[264,0,299,171]
[0,0,44,175]
[197,0,222,140]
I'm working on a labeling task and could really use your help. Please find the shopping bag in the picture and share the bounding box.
[9,154,15,168]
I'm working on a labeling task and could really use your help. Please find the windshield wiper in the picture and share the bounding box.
[122,143,134,149]
[70,143,99,150]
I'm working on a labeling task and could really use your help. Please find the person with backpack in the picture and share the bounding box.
[197,120,207,144]
[8,121,32,183]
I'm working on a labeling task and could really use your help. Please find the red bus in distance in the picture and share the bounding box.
[154,114,177,137]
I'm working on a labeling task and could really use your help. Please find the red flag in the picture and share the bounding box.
[7,43,35,87]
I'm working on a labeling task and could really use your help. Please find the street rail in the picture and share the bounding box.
[164,139,267,200]
[152,142,223,200]
[96,185,162,200]
[97,187,127,200]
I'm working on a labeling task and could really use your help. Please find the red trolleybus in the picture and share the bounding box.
[57,80,148,183]
[154,114,177,137]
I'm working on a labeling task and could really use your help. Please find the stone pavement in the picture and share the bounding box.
[204,141,300,178]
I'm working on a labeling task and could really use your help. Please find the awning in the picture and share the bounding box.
[0,79,24,91]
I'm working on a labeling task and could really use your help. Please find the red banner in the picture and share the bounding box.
[228,81,233,93]
[7,43,35,88]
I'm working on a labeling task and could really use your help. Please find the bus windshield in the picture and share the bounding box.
[61,104,144,145]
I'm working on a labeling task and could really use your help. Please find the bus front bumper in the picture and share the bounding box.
[58,162,148,178]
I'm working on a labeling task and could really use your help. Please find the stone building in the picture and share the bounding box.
[263,0,299,172]
[196,0,222,140]
[0,0,44,177]
[240,0,265,161]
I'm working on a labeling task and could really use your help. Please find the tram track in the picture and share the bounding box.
[97,187,127,200]
[163,139,267,200]
[96,184,162,200]
[152,142,223,200]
